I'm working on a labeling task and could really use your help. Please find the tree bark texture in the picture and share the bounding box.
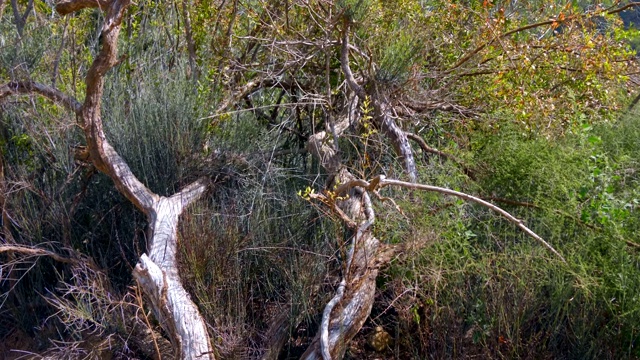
[298,20,426,358]
[133,186,214,359]
[294,21,422,359]
[339,20,417,183]
[72,0,216,357]
[302,112,385,359]
[2,1,217,358]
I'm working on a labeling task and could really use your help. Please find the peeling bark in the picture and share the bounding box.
[70,0,216,357]
[302,114,386,359]
[296,23,422,358]
[133,184,213,360]
[2,1,217,358]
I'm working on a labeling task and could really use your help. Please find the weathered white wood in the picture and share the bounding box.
[67,0,216,355]
[320,279,345,360]
[133,181,213,359]
[339,21,417,182]
[2,1,218,358]
[300,21,415,359]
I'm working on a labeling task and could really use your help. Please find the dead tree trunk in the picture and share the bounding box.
[62,0,216,357]
[2,1,216,358]
[298,18,421,359]
[133,186,214,359]
[301,108,386,359]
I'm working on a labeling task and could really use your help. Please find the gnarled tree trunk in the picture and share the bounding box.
[301,108,385,359]
[133,186,214,359]
[298,18,420,359]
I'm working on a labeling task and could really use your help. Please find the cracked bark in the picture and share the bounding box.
[302,111,385,359]
[2,1,216,358]
[69,0,215,357]
[297,27,422,357]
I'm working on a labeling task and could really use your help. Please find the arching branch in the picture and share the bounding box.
[2,1,156,214]
[78,0,158,214]
[335,175,566,262]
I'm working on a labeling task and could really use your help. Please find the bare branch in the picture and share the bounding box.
[607,1,640,15]
[320,279,346,360]
[213,75,303,117]
[0,81,82,114]
[10,0,33,36]
[405,132,460,162]
[79,0,157,213]
[134,195,215,358]
[52,18,70,87]
[447,18,557,72]
[0,244,79,265]
[169,178,209,209]
[306,116,351,174]
[6,1,215,358]
[334,176,566,262]
[340,19,366,99]
[385,179,565,261]
[215,79,261,115]
[303,98,383,358]
[340,19,418,182]
[54,0,109,16]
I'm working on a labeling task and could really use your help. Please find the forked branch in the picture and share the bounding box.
[340,19,418,182]
[335,175,566,262]
[3,1,215,358]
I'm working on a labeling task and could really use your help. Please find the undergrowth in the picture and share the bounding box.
[362,115,640,359]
